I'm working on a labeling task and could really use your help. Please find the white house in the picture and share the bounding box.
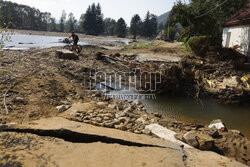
[222,2,250,56]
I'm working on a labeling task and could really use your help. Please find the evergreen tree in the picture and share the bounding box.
[59,10,66,32]
[150,14,158,36]
[158,23,164,31]
[95,3,104,34]
[141,11,158,38]
[115,18,127,38]
[82,3,104,35]
[66,12,76,32]
[104,18,116,36]
[78,14,85,33]
[130,14,141,37]
[49,17,57,32]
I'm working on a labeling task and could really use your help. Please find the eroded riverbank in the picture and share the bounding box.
[0,33,249,165]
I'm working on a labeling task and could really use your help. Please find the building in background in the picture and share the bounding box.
[222,2,250,56]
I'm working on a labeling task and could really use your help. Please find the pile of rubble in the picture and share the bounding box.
[63,99,160,134]
[60,95,249,165]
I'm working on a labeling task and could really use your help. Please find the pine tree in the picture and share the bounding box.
[130,14,141,38]
[115,18,127,38]
[59,10,66,32]
[66,12,76,32]
[141,11,157,38]
[49,18,57,32]
[104,18,116,36]
[82,3,104,35]
[95,3,104,34]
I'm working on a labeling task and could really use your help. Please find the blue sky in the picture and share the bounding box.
[7,0,178,24]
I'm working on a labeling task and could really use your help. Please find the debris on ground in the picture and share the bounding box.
[0,39,249,165]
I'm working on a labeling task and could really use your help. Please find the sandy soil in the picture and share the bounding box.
[0,117,246,167]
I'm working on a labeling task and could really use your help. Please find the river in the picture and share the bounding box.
[98,83,250,138]
[2,34,131,50]
[3,34,250,138]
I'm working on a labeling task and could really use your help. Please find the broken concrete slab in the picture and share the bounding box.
[145,124,192,148]
[183,131,199,148]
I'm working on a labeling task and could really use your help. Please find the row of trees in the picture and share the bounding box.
[57,3,158,38]
[0,1,158,38]
[0,0,51,31]
[130,12,158,38]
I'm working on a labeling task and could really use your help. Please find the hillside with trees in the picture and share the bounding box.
[0,0,51,31]
[157,11,170,29]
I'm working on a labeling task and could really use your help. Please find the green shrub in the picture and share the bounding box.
[185,36,209,56]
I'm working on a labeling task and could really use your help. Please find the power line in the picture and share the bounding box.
[195,0,228,18]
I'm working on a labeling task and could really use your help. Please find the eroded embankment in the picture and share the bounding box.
[0,43,249,165]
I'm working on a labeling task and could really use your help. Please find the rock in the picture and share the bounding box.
[174,133,184,141]
[115,112,126,118]
[150,119,158,124]
[83,120,91,124]
[206,128,220,138]
[136,117,146,124]
[114,124,127,131]
[96,117,103,123]
[127,113,140,119]
[183,126,192,132]
[208,119,226,131]
[222,76,240,88]
[96,52,106,60]
[196,133,214,150]
[104,122,114,128]
[97,102,106,108]
[183,131,199,148]
[134,130,142,134]
[124,106,132,113]
[56,105,71,112]
[12,97,26,104]
[108,104,116,109]
[112,119,121,125]
[142,128,151,135]
[158,118,172,127]
[103,116,110,121]
[229,130,244,136]
[56,49,79,60]
[132,99,142,105]
[118,117,130,126]
[102,113,114,119]
[153,112,162,118]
